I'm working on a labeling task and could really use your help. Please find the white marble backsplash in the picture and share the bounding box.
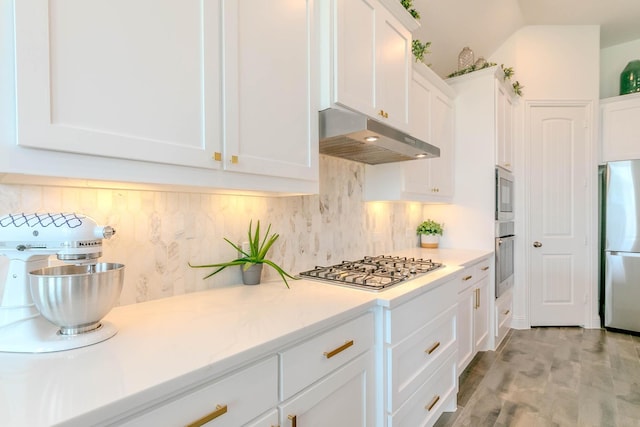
[0,156,424,305]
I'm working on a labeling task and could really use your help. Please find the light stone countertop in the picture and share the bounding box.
[0,248,491,427]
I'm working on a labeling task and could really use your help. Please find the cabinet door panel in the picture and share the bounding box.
[474,277,490,351]
[601,94,640,162]
[15,0,221,169]
[457,287,475,373]
[428,91,454,197]
[279,352,374,427]
[335,0,376,114]
[223,0,317,180]
[375,9,411,131]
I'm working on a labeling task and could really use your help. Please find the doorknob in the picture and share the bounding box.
[533,241,542,248]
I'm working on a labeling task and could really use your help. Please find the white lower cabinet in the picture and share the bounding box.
[456,257,492,373]
[383,278,458,427]
[388,353,457,427]
[495,288,513,348]
[245,409,279,427]
[279,312,376,426]
[118,356,279,427]
[279,352,374,427]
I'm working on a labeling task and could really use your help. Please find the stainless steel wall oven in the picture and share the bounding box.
[496,167,514,221]
[496,220,515,299]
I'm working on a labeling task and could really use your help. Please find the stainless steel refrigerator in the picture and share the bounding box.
[602,160,640,334]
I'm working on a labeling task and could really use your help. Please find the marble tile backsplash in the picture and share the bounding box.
[0,156,424,306]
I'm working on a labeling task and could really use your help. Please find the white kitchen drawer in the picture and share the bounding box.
[458,258,491,293]
[385,278,457,344]
[280,311,374,400]
[495,289,513,348]
[387,305,456,413]
[388,353,457,427]
[118,356,278,427]
[245,408,279,427]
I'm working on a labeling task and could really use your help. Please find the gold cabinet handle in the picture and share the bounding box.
[231,155,239,164]
[384,111,389,118]
[426,395,440,411]
[213,152,222,162]
[504,309,510,316]
[463,275,473,281]
[425,341,441,355]
[186,404,227,427]
[481,266,489,271]
[324,340,354,359]
[476,288,480,309]
[288,414,297,427]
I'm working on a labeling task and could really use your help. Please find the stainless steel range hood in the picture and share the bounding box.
[319,108,440,165]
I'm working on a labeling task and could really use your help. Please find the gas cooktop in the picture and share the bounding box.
[299,255,443,291]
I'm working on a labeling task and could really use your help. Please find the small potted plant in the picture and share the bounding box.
[416,219,444,248]
[189,220,297,288]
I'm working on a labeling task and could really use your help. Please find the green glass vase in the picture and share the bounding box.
[620,60,640,95]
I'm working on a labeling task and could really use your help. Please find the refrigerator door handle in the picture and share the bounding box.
[607,251,640,257]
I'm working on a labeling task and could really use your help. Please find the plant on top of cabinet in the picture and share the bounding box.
[448,62,524,97]
[400,0,420,20]
[412,39,432,63]
[417,219,444,248]
[189,220,297,288]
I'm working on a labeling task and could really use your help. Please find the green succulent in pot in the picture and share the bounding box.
[189,220,297,288]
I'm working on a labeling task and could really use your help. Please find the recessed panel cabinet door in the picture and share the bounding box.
[375,7,411,132]
[334,0,376,116]
[332,0,410,131]
[14,0,221,169]
[222,0,318,181]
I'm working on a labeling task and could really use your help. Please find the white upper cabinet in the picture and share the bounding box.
[364,64,455,202]
[7,0,318,194]
[495,82,515,171]
[601,92,640,162]
[319,0,412,132]
[14,0,221,169]
[222,0,318,181]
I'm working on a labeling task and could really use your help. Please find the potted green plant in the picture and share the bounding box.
[416,219,444,248]
[189,220,297,287]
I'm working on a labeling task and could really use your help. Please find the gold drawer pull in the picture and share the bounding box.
[463,275,472,281]
[288,414,297,427]
[213,152,222,161]
[481,266,489,271]
[231,155,239,164]
[426,395,440,411]
[324,340,354,359]
[504,309,510,316]
[426,341,441,355]
[186,404,227,427]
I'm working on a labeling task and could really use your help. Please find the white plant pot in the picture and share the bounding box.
[420,234,439,249]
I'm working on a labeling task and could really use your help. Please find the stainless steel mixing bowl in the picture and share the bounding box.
[29,263,125,335]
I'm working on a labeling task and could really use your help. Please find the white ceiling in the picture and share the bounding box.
[414,0,640,77]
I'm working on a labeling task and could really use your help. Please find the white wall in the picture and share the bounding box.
[491,25,600,100]
[601,38,640,99]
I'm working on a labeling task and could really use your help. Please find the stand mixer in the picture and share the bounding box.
[0,213,123,353]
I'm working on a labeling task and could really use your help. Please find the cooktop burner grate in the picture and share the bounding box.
[299,255,443,291]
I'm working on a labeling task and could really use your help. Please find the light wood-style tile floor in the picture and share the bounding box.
[435,327,640,427]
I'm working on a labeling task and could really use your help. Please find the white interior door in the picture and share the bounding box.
[529,104,590,326]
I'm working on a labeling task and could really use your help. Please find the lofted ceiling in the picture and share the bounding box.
[414,0,640,77]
